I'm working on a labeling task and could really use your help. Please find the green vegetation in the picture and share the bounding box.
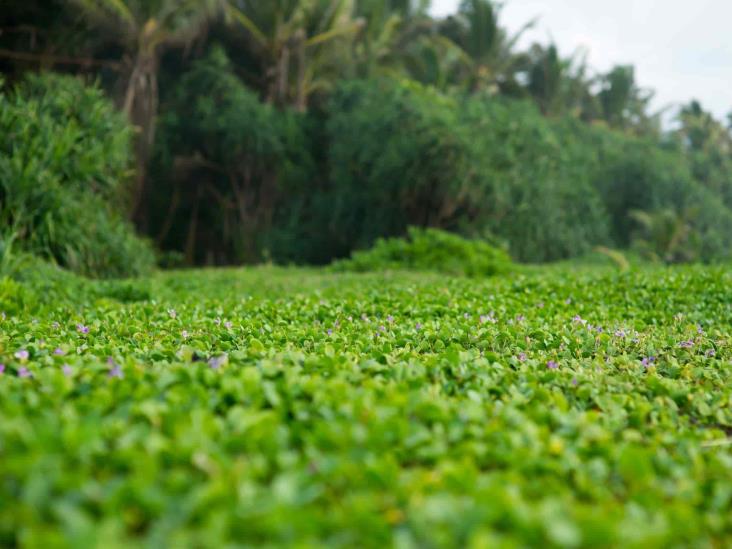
[0,74,154,277]
[332,226,513,276]
[3,1,732,267]
[2,3,732,545]
[2,266,732,546]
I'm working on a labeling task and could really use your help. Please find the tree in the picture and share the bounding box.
[68,0,227,224]
[438,0,533,94]
[227,0,362,110]
[351,0,431,77]
[596,64,659,134]
[677,100,731,153]
[525,43,595,118]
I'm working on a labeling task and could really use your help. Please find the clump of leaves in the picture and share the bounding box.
[0,73,155,278]
[630,208,700,263]
[331,226,514,276]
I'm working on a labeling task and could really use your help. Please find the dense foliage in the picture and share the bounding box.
[332,226,513,276]
[2,265,732,545]
[151,48,312,264]
[2,0,731,267]
[0,74,155,277]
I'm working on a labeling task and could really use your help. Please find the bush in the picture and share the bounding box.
[584,126,732,261]
[460,99,610,261]
[332,227,513,276]
[0,252,152,313]
[0,73,154,277]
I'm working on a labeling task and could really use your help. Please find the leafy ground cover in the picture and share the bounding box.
[1,265,732,547]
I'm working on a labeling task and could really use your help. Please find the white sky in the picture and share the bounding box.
[430,0,732,123]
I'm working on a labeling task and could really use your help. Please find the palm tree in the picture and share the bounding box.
[351,0,431,78]
[227,0,362,110]
[438,0,533,94]
[629,208,699,264]
[596,65,659,134]
[68,0,227,222]
[677,100,731,154]
[525,43,596,118]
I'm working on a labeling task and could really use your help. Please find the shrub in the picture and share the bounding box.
[0,73,154,277]
[332,226,513,276]
[584,126,732,261]
[460,98,611,261]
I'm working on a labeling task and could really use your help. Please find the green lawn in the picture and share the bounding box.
[2,266,732,547]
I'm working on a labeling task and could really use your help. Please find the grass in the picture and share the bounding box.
[1,265,732,547]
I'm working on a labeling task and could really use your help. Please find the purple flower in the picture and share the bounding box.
[62,364,73,377]
[0,364,5,374]
[697,325,704,335]
[224,321,232,330]
[327,329,333,336]
[572,315,586,325]
[547,360,558,370]
[480,313,497,324]
[706,349,716,358]
[14,349,29,361]
[415,322,422,331]
[595,326,604,334]
[536,302,545,309]
[18,367,32,378]
[517,352,527,362]
[463,313,470,319]
[214,317,221,325]
[107,357,123,379]
[168,309,177,319]
[379,325,386,332]
[76,323,89,334]
[614,329,626,338]
[361,314,369,323]
[181,330,189,339]
[53,347,65,356]
[387,315,394,323]
[515,314,525,323]
[208,354,227,370]
[571,377,579,386]
[51,321,60,330]
[679,339,694,349]
[641,356,656,367]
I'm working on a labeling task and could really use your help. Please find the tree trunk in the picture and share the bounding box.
[295,31,307,112]
[122,50,160,230]
[277,45,290,106]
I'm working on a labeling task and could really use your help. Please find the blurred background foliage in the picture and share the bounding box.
[2,0,732,276]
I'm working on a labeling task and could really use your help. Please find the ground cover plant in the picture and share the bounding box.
[1,265,732,547]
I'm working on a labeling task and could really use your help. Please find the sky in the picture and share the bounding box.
[429,0,732,123]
